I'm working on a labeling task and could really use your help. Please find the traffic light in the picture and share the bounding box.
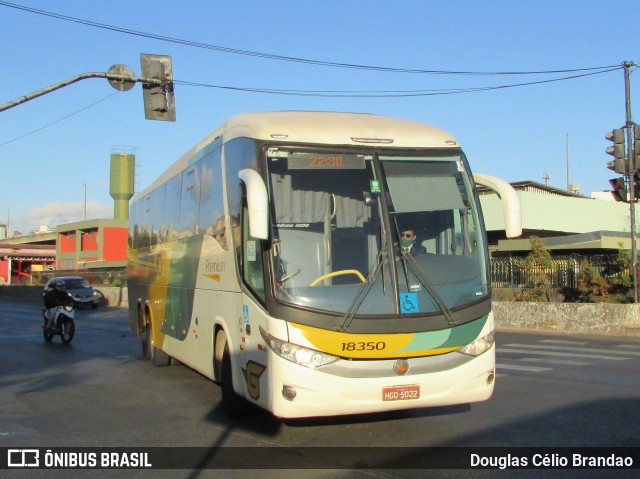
[605,128,626,174]
[140,54,176,122]
[609,177,628,202]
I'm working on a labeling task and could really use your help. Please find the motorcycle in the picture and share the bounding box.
[43,304,76,344]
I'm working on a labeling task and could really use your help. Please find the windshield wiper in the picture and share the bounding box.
[338,250,387,332]
[399,250,458,326]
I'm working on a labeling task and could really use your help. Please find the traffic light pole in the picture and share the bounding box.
[623,61,638,303]
[0,55,175,122]
[0,71,165,113]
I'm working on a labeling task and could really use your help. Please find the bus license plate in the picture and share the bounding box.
[382,384,420,401]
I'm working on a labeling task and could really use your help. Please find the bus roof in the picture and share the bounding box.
[210,110,458,147]
[136,111,460,199]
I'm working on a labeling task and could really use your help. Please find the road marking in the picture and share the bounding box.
[517,357,590,366]
[503,343,640,357]
[499,348,629,361]
[619,344,640,350]
[538,340,588,345]
[496,363,552,372]
[497,340,640,375]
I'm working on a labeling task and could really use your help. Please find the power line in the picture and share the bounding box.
[174,67,622,98]
[0,92,119,148]
[0,64,620,149]
[0,1,622,77]
[0,66,621,147]
[0,1,627,136]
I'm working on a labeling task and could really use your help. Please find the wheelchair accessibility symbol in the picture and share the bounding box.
[400,293,419,314]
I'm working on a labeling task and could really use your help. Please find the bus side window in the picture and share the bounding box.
[241,203,266,302]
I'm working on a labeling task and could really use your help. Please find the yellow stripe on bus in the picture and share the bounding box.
[289,322,460,359]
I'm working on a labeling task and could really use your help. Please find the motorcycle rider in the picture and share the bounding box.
[43,279,74,330]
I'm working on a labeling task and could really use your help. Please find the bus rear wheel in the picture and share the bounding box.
[139,306,152,360]
[142,311,170,367]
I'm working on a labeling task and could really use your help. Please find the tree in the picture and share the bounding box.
[576,259,610,303]
[514,236,555,302]
[574,249,632,303]
[605,248,633,303]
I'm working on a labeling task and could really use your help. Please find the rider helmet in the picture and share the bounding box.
[54,279,65,290]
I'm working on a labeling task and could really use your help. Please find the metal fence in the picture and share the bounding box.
[20,256,628,291]
[490,255,621,290]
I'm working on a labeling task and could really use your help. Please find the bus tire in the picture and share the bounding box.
[140,312,151,360]
[151,342,171,367]
[151,336,171,366]
[220,339,249,417]
[146,310,170,367]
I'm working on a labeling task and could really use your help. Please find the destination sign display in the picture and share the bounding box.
[288,153,365,170]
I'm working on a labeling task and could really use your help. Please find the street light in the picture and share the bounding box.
[2,205,9,238]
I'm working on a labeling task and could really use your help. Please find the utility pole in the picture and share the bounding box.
[566,133,570,191]
[623,61,638,302]
[82,182,87,221]
[2,205,9,239]
[605,61,638,302]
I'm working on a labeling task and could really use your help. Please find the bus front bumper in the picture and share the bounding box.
[265,347,495,419]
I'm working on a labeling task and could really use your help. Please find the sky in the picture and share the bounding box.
[1,0,639,235]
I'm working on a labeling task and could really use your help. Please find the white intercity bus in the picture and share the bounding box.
[127,111,521,418]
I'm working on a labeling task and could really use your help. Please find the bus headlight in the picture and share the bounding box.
[458,331,495,356]
[260,327,339,369]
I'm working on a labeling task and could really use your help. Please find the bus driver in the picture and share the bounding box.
[400,229,426,256]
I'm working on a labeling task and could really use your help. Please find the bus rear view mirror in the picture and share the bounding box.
[473,173,522,238]
[239,168,269,240]
[363,192,378,206]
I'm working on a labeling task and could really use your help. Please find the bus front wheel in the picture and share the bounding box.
[218,332,250,417]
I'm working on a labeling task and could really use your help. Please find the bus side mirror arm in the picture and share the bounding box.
[238,169,269,240]
[473,173,522,239]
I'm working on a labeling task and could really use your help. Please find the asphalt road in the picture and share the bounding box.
[1,299,639,479]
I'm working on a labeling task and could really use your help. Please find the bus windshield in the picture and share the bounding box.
[267,148,488,319]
